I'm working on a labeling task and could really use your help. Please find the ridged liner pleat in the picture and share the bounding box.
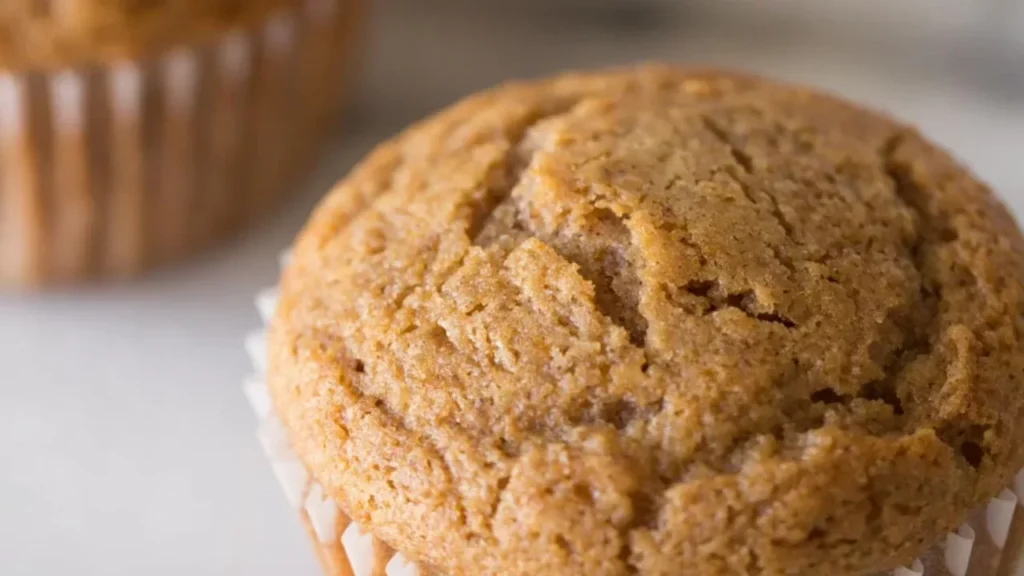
[0,0,361,288]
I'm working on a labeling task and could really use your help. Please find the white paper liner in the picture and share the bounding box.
[246,254,1024,576]
[894,559,926,576]
[0,0,360,288]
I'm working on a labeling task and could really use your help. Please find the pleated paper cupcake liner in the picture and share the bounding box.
[0,0,361,289]
[246,255,1024,576]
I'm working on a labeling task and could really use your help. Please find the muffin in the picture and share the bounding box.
[247,65,1024,575]
[0,0,362,288]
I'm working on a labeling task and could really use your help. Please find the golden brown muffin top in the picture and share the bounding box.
[0,0,303,70]
[268,65,1024,576]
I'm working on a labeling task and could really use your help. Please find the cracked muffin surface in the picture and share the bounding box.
[268,65,1024,576]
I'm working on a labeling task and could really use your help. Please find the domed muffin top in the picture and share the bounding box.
[269,65,1024,576]
[0,0,306,69]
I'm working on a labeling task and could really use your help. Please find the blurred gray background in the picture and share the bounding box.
[2,1,1022,574]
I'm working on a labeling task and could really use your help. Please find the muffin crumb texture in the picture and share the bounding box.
[269,66,1024,575]
[0,0,302,69]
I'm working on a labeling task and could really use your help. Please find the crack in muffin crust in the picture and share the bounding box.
[268,65,1024,576]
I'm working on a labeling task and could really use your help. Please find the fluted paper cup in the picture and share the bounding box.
[246,256,1024,576]
[0,0,362,289]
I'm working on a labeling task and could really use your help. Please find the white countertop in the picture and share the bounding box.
[2,2,1022,574]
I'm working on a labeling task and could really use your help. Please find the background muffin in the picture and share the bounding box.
[259,65,1024,575]
[0,0,363,288]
